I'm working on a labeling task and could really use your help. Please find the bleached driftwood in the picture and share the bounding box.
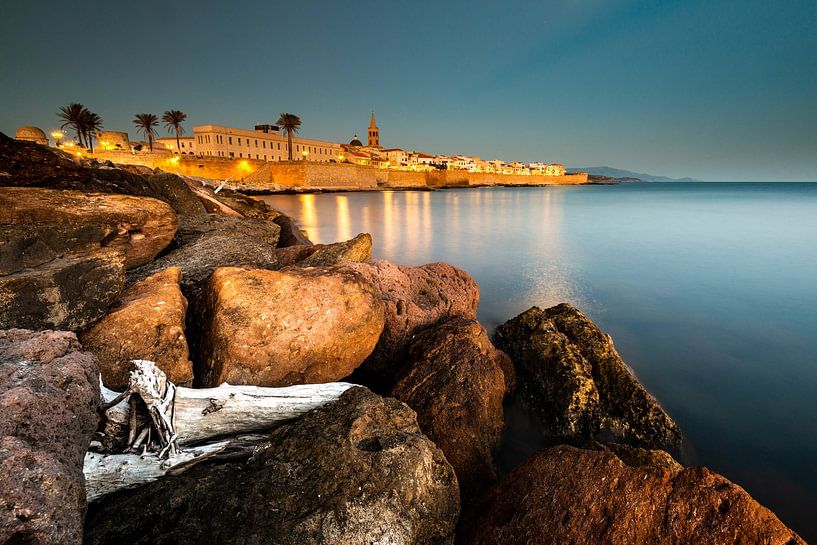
[99,360,355,448]
[84,441,228,502]
[86,360,355,501]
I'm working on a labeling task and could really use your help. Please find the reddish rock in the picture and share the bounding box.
[84,387,460,545]
[392,318,512,503]
[0,187,177,270]
[495,304,681,451]
[0,329,100,545]
[457,445,806,545]
[198,266,385,387]
[341,260,480,391]
[0,249,125,331]
[80,267,192,390]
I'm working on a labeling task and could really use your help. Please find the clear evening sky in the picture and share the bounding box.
[1,0,815,181]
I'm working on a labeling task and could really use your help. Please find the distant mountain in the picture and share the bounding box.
[570,166,701,183]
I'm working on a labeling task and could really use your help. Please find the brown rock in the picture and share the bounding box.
[274,244,316,267]
[144,172,207,216]
[341,260,480,391]
[127,222,279,307]
[494,304,681,451]
[0,329,100,545]
[273,214,313,247]
[0,133,204,216]
[457,445,806,545]
[85,387,460,545]
[172,213,280,248]
[198,266,385,387]
[392,318,512,503]
[297,233,372,267]
[0,249,125,331]
[0,187,177,270]
[80,267,192,390]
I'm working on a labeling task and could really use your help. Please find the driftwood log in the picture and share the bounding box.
[85,360,354,501]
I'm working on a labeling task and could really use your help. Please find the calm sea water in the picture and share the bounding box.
[260,183,817,540]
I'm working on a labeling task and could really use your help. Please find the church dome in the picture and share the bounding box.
[15,126,49,146]
[349,134,363,147]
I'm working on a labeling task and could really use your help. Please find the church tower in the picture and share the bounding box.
[367,112,380,147]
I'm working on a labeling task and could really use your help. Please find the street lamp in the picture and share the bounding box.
[302,150,309,161]
[51,130,64,147]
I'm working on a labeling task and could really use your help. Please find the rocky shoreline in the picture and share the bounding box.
[0,132,807,544]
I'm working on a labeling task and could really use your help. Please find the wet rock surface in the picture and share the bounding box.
[0,187,177,270]
[392,318,512,503]
[0,249,125,331]
[84,387,460,545]
[341,260,480,391]
[0,329,100,545]
[495,303,681,451]
[198,266,385,387]
[80,267,192,390]
[457,445,806,545]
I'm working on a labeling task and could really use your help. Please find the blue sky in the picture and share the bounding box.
[1,0,815,180]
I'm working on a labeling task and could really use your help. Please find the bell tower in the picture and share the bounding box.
[367,112,380,147]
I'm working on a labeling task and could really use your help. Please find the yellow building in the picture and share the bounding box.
[192,124,342,162]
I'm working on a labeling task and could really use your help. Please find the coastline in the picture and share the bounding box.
[0,134,807,544]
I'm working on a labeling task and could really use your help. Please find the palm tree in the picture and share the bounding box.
[81,109,103,153]
[276,113,301,160]
[58,103,87,147]
[162,110,187,153]
[133,113,159,151]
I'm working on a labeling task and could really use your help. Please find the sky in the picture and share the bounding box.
[1,0,815,181]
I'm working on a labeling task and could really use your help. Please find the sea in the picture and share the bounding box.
[260,182,817,540]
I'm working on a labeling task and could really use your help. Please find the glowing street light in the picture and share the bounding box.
[50,130,64,147]
[302,150,309,160]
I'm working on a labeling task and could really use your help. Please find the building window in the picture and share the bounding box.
[229,152,234,157]
[239,153,242,158]
[229,137,232,145]
[238,138,241,145]
[255,140,258,147]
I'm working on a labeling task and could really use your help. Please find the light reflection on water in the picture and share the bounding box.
[260,183,817,540]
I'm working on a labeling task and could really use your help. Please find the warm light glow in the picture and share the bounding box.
[50,130,64,140]
[302,151,309,159]
[63,141,75,148]
[238,160,253,173]
[169,156,180,164]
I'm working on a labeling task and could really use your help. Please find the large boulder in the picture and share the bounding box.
[296,232,372,267]
[273,213,313,247]
[0,187,177,270]
[0,249,125,331]
[494,304,681,451]
[340,260,480,391]
[171,213,280,249]
[79,267,192,390]
[0,132,202,216]
[456,445,806,545]
[274,233,372,268]
[392,318,513,503]
[127,222,279,307]
[84,387,460,545]
[198,266,385,387]
[143,172,207,216]
[0,329,100,545]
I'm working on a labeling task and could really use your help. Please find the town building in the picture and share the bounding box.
[156,136,196,154]
[191,124,342,162]
[367,112,380,147]
[15,126,48,146]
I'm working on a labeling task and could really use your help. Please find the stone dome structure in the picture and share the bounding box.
[15,126,49,146]
[349,134,363,147]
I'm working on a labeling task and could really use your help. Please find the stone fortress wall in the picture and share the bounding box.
[90,149,588,191]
